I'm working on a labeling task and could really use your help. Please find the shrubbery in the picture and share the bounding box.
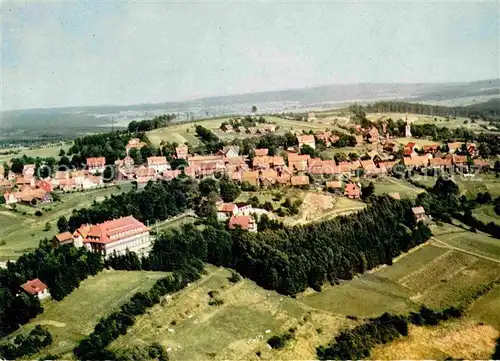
[0,325,52,359]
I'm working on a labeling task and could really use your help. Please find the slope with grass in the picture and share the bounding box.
[6,270,169,359]
[109,266,354,361]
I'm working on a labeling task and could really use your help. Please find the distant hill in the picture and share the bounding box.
[1,79,498,143]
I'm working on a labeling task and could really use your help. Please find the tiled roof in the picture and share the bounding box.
[80,216,149,244]
[21,278,48,295]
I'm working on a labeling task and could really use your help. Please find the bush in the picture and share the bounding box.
[208,299,224,306]
[267,333,293,349]
[35,210,43,217]
[228,271,241,283]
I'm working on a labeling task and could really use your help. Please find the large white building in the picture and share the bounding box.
[72,216,152,259]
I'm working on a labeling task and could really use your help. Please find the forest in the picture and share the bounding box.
[364,99,500,120]
[58,177,199,233]
[108,195,432,295]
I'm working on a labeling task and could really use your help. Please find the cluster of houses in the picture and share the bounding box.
[220,121,277,134]
[1,159,108,205]
[2,164,54,205]
[398,141,489,170]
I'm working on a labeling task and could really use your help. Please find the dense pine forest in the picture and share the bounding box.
[109,195,432,295]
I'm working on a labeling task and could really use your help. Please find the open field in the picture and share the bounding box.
[6,270,169,359]
[110,266,355,361]
[151,213,198,233]
[0,143,72,164]
[371,319,499,360]
[0,184,133,261]
[415,173,500,198]
[469,284,500,329]
[372,177,425,199]
[366,112,491,132]
[146,116,336,148]
[432,223,500,261]
[473,205,500,225]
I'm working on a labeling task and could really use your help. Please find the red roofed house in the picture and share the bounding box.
[344,183,361,199]
[228,215,257,232]
[288,154,310,172]
[21,278,50,300]
[254,148,269,157]
[260,169,278,187]
[423,144,440,154]
[147,156,170,173]
[467,143,479,158]
[217,203,238,221]
[448,142,464,154]
[52,231,75,247]
[242,171,260,187]
[291,175,310,187]
[403,155,429,168]
[86,157,106,174]
[74,216,151,259]
[36,179,53,193]
[403,142,417,157]
[453,155,468,167]
[176,145,189,159]
[412,206,426,222]
[297,134,316,150]
[126,138,147,154]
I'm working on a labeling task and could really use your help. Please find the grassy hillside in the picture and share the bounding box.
[8,270,170,359]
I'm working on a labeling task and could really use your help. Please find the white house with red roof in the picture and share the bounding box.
[21,278,50,300]
[297,134,316,150]
[217,203,239,221]
[147,156,170,173]
[86,157,106,174]
[73,216,151,259]
[228,215,257,232]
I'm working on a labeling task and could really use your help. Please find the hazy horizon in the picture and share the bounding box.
[2,1,499,111]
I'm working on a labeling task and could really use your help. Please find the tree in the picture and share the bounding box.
[43,222,51,232]
[252,105,257,114]
[300,145,317,157]
[129,148,143,165]
[348,152,359,161]
[57,216,68,232]
[361,182,375,200]
[103,166,114,183]
[220,180,241,202]
[58,149,66,156]
[199,178,219,197]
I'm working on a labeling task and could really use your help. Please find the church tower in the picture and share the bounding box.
[404,114,412,137]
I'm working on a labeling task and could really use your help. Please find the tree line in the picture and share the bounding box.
[108,196,432,295]
[58,177,199,233]
[128,114,177,133]
[0,243,103,337]
[364,101,495,120]
[316,306,463,360]
[73,263,203,360]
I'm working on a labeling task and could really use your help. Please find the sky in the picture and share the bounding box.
[2,0,499,110]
